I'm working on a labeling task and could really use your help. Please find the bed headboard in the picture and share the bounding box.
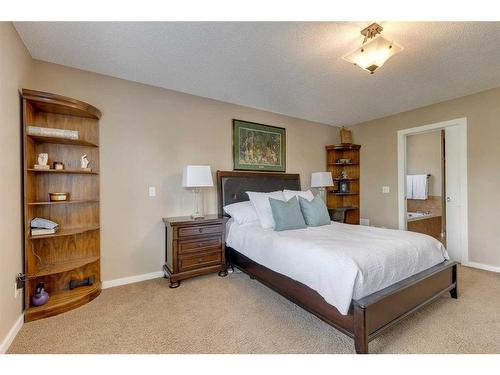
[217,171,301,216]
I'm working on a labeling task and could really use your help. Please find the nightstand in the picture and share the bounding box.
[162,215,228,288]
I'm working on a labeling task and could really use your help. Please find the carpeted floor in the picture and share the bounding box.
[8,265,500,354]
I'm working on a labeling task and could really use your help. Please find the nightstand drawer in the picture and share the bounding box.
[179,237,222,254]
[178,251,222,271]
[179,224,222,237]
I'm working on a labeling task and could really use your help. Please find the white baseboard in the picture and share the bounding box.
[0,314,23,354]
[102,271,164,289]
[462,261,500,273]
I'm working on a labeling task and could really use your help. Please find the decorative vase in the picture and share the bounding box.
[31,283,49,306]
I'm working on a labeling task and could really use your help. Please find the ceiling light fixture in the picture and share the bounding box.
[343,23,403,74]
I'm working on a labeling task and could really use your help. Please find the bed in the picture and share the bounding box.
[217,170,458,354]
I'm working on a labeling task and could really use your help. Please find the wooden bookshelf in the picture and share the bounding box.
[326,144,361,224]
[22,89,102,322]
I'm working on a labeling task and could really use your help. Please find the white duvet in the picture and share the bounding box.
[226,220,449,315]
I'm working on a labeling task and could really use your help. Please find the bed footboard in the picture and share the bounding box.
[353,260,458,354]
[229,246,458,354]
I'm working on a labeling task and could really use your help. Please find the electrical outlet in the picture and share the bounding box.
[148,186,156,197]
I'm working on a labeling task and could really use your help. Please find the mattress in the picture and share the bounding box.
[226,220,449,315]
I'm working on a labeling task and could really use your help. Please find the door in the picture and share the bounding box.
[444,125,467,262]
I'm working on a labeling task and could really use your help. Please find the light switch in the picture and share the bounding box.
[148,186,156,197]
[382,186,390,194]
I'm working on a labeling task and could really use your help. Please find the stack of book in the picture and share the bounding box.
[31,217,59,236]
[28,126,79,140]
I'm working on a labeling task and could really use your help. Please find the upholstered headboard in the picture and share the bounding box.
[216,170,301,216]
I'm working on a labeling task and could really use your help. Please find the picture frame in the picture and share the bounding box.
[339,181,350,193]
[232,119,286,172]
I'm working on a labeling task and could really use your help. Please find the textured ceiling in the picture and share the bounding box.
[14,22,500,126]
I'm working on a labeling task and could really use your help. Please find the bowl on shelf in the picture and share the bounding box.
[49,192,70,202]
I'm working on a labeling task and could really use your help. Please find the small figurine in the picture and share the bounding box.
[38,153,48,165]
[80,154,90,170]
[340,170,349,179]
[34,153,50,170]
[53,161,64,170]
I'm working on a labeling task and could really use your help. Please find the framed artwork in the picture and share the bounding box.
[232,119,286,172]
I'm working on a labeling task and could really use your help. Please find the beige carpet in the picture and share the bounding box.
[8,265,500,354]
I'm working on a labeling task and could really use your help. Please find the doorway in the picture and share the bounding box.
[397,118,468,263]
[405,130,446,245]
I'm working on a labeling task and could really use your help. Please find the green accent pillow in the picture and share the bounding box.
[298,195,331,227]
[269,197,307,231]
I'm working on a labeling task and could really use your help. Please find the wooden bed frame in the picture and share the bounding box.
[217,170,458,354]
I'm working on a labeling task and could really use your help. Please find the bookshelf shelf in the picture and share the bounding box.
[28,256,100,277]
[27,200,99,206]
[27,134,99,147]
[24,282,101,322]
[28,168,99,174]
[30,225,100,240]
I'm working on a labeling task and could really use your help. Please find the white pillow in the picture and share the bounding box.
[246,191,285,229]
[223,201,258,225]
[283,189,315,202]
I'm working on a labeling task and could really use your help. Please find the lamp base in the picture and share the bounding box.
[191,213,205,220]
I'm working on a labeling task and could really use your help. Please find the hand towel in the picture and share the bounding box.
[412,174,428,200]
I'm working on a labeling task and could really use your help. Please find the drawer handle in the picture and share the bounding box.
[198,228,203,233]
[198,257,204,262]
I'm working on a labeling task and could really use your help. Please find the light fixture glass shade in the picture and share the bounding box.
[311,172,333,188]
[343,35,403,74]
[182,165,213,187]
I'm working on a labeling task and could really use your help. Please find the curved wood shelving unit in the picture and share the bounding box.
[22,89,102,322]
[326,144,361,224]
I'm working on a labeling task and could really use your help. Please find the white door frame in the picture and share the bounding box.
[397,117,468,262]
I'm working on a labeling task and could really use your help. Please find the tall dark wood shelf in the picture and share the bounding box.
[22,89,102,322]
[326,144,361,224]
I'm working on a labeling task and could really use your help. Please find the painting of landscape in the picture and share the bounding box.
[233,119,286,172]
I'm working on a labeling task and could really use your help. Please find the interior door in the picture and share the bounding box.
[444,125,467,262]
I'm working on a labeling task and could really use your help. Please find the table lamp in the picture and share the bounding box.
[182,165,214,219]
[311,172,333,202]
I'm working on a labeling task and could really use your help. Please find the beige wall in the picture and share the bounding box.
[349,87,500,267]
[0,23,32,349]
[406,131,442,197]
[27,60,339,282]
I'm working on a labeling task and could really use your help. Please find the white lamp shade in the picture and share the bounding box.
[182,165,213,187]
[311,172,333,188]
[343,35,403,74]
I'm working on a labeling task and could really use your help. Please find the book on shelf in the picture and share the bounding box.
[27,126,79,140]
[31,227,58,236]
